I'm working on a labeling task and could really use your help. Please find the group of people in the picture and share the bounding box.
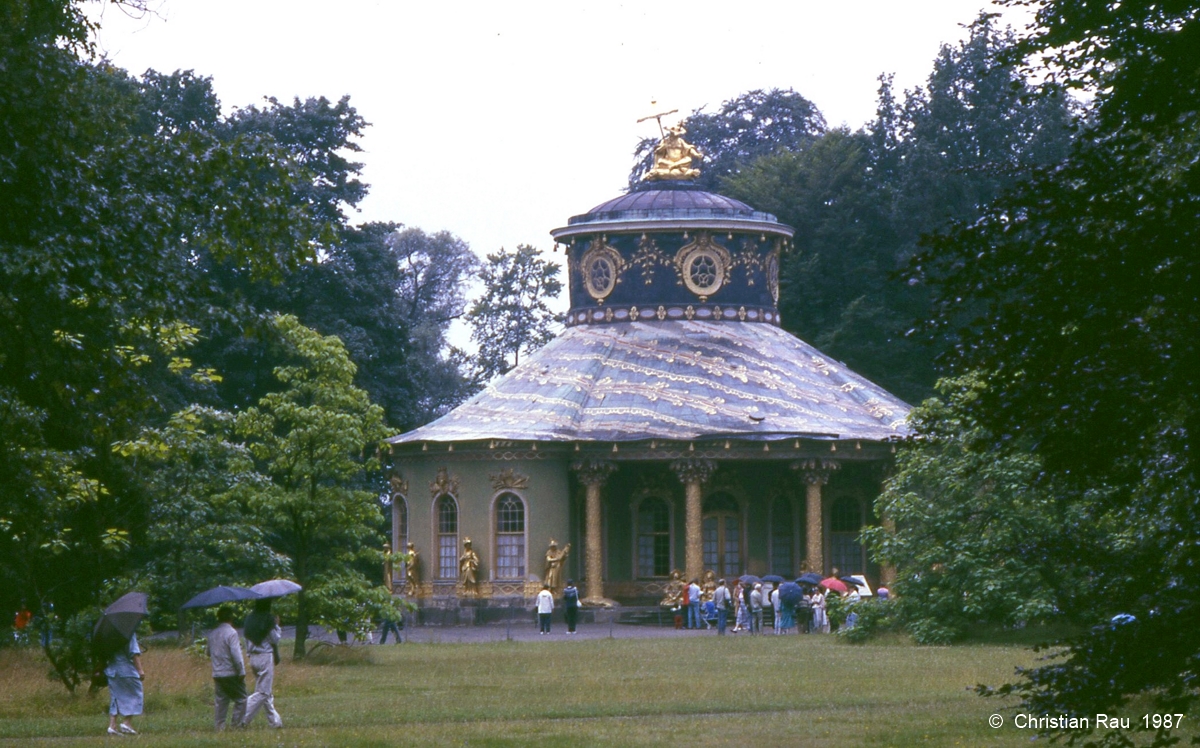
[99,600,284,736]
[207,600,284,731]
[669,572,877,635]
[535,579,581,634]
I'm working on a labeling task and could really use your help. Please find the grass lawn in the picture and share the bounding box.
[0,632,1162,746]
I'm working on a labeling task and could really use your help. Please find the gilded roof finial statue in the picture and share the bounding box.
[639,101,703,181]
[647,123,703,181]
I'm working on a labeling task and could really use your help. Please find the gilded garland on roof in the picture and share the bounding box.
[675,234,731,302]
[630,235,665,285]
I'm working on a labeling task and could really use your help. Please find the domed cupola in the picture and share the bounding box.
[551,128,793,328]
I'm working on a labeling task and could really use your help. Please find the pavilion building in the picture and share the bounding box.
[385,142,910,611]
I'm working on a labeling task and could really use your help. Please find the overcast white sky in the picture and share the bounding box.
[89,1,1027,261]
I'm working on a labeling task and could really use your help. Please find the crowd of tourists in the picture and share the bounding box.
[673,574,887,635]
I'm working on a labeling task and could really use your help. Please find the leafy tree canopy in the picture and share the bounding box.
[466,245,562,384]
[234,314,394,658]
[915,2,1200,743]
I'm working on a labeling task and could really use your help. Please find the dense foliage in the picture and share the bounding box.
[913,2,1200,744]
[467,245,563,383]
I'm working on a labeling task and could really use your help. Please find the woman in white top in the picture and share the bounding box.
[811,589,829,633]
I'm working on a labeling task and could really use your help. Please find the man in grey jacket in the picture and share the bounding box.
[209,605,248,730]
[713,579,731,635]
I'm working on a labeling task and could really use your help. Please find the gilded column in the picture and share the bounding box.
[670,458,716,583]
[793,459,839,576]
[880,516,898,587]
[571,459,616,606]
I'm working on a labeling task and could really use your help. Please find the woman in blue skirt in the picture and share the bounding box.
[104,633,145,735]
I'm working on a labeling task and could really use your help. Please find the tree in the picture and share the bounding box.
[388,227,479,423]
[466,245,562,383]
[863,374,1107,644]
[917,2,1200,743]
[630,89,826,189]
[234,315,394,659]
[0,3,318,625]
[113,406,286,634]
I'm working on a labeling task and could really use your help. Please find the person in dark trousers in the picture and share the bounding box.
[713,579,731,635]
[536,584,554,634]
[379,617,403,644]
[208,605,248,730]
[562,580,581,634]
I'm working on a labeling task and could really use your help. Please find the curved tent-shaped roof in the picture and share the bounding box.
[388,320,909,445]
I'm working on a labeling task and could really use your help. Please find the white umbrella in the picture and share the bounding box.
[249,579,302,598]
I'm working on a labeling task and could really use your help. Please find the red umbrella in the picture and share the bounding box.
[820,577,848,593]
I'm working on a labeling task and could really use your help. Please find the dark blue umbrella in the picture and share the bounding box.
[778,582,806,607]
[762,574,786,584]
[180,585,261,610]
[738,574,762,586]
[796,572,824,586]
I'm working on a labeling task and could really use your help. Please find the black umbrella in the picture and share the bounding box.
[796,572,824,586]
[840,576,863,591]
[777,582,805,607]
[762,574,786,584]
[94,592,148,642]
[180,585,261,610]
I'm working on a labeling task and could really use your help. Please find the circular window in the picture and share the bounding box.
[677,236,729,300]
[689,254,719,290]
[587,256,615,297]
[581,240,623,301]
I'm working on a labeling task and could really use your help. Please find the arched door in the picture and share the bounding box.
[702,492,741,577]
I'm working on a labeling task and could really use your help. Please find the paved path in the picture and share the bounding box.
[287,622,789,645]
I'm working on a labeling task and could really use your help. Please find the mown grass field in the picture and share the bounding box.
[0,632,1173,746]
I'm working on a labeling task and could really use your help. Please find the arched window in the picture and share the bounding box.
[436,494,458,579]
[830,495,865,575]
[770,496,794,576]
[636,497,671,578]
[703,493,741,578]
[494,492,525,580]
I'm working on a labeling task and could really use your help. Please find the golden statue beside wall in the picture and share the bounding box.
[404,542,420,595]
[459,537,480,595]
[544,539,571,594]
[646,124,703,181]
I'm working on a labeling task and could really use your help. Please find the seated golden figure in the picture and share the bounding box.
[646,124,703,181]
[660,569,685,607]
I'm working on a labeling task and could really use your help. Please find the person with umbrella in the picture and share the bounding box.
[209,605,248,730]
[242,599,283,729]
[95,593,148,735]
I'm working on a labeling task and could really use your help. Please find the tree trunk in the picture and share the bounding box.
[293,589,308,659]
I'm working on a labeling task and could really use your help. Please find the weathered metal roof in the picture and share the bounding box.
[388,321,911,445]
